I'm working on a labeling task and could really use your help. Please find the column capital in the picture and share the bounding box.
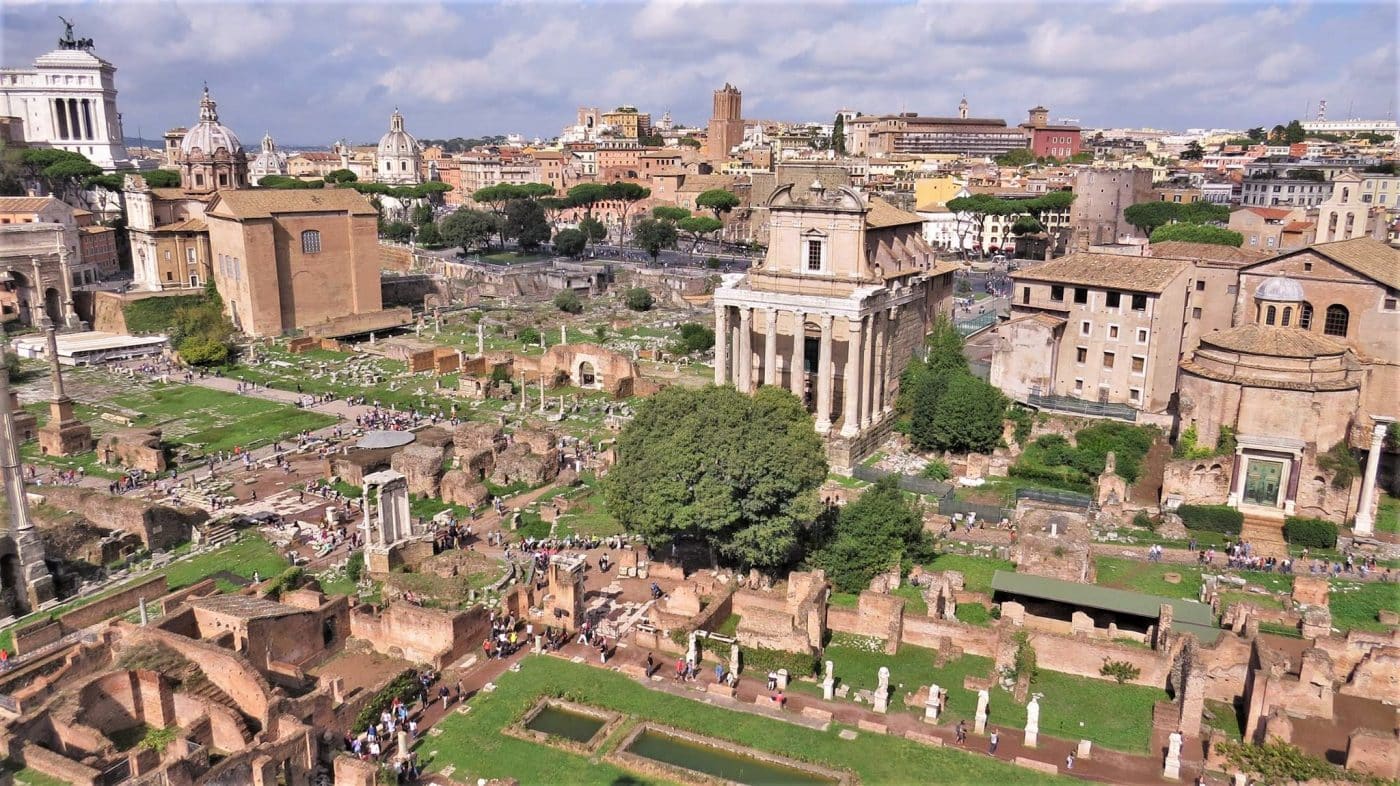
[847,315,864,335]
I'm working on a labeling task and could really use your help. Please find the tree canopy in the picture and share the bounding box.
[677,215,723,253]
[1124,200,1229,236]
[141,169,182,188]
[651,205,691,222]
[553,288,583,314]
[696,188,740,220]
[994,148,1036,167]
[808,476,929,593]
[553,228,587,258]
[1149,224,1244,247]
[632,217,677,264]
[578,217,608,243]
[831,114,847,155]
[504,198,550,249]
[624,287,655,311]
[439,208,499,253]
[1179,141,1205,161]
[324,168,358,184]
[604,385,827,572]
[899,319,1007,454]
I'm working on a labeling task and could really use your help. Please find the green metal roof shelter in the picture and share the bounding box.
[990,570,1221,644]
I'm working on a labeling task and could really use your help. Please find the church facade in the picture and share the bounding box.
[713,183,957,470]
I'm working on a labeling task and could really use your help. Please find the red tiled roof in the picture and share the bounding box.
[1242,207,1291,220]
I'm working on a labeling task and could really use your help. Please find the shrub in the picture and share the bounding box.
[1178,504,1243,535]
[1012,630,1038,683]
[517,327,541,346]
[1005,406,1033,445]
[740,644,819,678]
[624,287,654,311]
[921,460,951,481]
[261,566,304,599]
[1132,510,1156,531]
[345,551,365,583]
[1100,660,1141,684]
[553,289,583,314]
[1284,517,1338,549]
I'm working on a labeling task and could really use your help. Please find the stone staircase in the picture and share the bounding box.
[1239,507,1289,559]
[199,521,239,549]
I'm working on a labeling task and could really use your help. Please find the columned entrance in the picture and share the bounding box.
[1242,458,1284,507]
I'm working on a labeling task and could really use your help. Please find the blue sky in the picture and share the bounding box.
[2,1,1395,147]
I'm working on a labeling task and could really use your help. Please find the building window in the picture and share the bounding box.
[302,230,322,254]
[1103,351,1115,369]
[806,240,823,271]
[1323,304,1349,337]
[1129,388,1141,402]
[1195,280,1205,291]
[1081,321,1091,335]
[1076,347,1087,363]
[1074,378,1084,393]
[1073,287,1088,304]
[1108,325,1119,339]
[1385,298,1398,311]
[1300,301,1314,329]
[1105,291,1121,308]
[1136,328,1148,344]
[1281,307,1292,326]
[218,172,228,187]
[1050,285,1064,301]
[1131,356,1145,373]
[1192,307,1202,319]
[195,173,204,186]
[1265,305,1277,325]
[1131,294,1147,311]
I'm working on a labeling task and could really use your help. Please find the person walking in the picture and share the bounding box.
[1066,752,1075,770]
[955,720,966,744]
[988,729,999,755]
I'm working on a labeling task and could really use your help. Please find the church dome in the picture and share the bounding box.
[376,109,419,157]
[180,86,242,157]
[1254,275,1304,302]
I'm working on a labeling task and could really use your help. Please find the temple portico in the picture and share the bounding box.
[713,183,957,470]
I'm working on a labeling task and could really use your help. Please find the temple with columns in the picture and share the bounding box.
[713,183,958,470]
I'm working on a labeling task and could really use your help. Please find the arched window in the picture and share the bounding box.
[1324,304,1349,337]
[1281,307,1292,326]
[301,230,322,254]
[1299,302,1314,329]
[1265,305,1276,325]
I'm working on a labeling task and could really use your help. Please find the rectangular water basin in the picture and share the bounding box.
[523,704,606,743]
[620,724,845,785]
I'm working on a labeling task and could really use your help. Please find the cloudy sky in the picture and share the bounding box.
[2,1,1395,147]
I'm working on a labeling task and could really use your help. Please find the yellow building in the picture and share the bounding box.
[601,107,651,140]
[913,176,965,210]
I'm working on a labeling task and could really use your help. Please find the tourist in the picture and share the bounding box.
[1065,752,1074,770]
[766,670,777,691]
[439,685,451,709]
[955,720,966,744]
[0,648,8,670]
[988,729,999,755]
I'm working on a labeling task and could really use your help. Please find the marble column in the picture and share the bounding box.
[0,342,33,534]
[738,307,753,393]
[763,309,778,386]
[841,316,864,438]
[1353,421,1390,535]
[860,313,876,430]
[713,304,729,385]
[790,311,807,401]
[731,312,742,384]
[815,314,834,433]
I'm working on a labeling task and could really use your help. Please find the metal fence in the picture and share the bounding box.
[937,497,1015,523]
[954,311,998,336]
[851,465,954,499]
[1025,392,1138,422]
[1015,487,1094,509]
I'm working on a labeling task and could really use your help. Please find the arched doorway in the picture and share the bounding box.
[44,287,61,324]
[322,616,337,646]
[0,270,35,327]
[578,361,597,387]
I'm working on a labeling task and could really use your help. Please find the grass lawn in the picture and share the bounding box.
[1203,699,1244,742]
[1328,580,1400,633]
[1094,557,1205,600]
[1219,590,1284,612]
[890,583,928,616]
[105,384,336,455]
[1,760,71,786]
[954,603,992,626]
[427,656,1074,785]
[1375,494,1399,536]
[926,553,1016,595]
[813,645,1162,753]
[163,533,289,591]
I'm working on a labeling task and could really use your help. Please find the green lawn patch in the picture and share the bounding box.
[1375,494,1399,536]
[1,760,71,786]
[1204,699,1244,742]
[123,294,206,333]
[890,583,928,616]
[714,613,741,637]
[164,534,288,590]
[828,592,858,608]
[925,553,1016,595]
[1093,557,1204,601]
[428,656,1073,784]
[954,603,992,626]
[1328,580,1400,634]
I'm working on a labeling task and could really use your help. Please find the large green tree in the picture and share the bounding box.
[439,208,499,253]
[607,182,650,245]
[632,217,677,264]
[677,215,723,255]
[696,188,740,221]
[505,198,550,249]
[920,374,1007,454]
[553,228,587,258]
[578,216,608,244]
[809,476,928,592]
[605,385,827,573]
[1179,141,1205,161]
[651,205,691,222]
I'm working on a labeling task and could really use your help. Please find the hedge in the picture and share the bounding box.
[1283,517,1338,549]
[1178,504,1243,535]
[739,644,819,679]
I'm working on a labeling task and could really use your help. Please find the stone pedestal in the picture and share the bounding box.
[1163,731,1182,779]
[821,660,834,700]
[924,683,942,723]
[1077,739,1092,760]
[1024,696,1040,748]
[38,399,93,457]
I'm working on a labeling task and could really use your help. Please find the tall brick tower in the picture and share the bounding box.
[707,83,744,160]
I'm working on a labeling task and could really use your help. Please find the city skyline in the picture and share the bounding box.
[1,1,1397,146]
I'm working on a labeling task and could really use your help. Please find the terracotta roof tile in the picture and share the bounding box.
[1014,252,1190,294]
[0,196,62,213]
[865,198,924,229]
[208,188,377,219]
[1200,324,1349,358]
[1148,241,1272,266]
[1306,237,1399,289]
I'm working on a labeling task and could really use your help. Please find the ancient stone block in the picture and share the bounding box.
[440,470,489,508]
[390,444,447,497]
